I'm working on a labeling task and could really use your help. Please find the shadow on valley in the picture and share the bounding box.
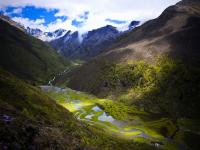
[65,55,200,150]
[134,58,200,119]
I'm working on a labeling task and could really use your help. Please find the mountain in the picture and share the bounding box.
[58,0,200,119]
[45,29,67,38]
[79,25,120,58]
[105,0,200,65]
[26,27,43,38]
[0,16,70,84]
[128,21,140,30]
[50,22,141,59]
[25,21,140,59]
[50,25,121,59]
[26,27,67,41]
[50,31,80,55]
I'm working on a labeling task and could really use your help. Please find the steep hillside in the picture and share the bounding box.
[103,0,200,66]
[0,14,25,31]
[58,0,200,119]
[0,17,70,84]
[0,68,82,149]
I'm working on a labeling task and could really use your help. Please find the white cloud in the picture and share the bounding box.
[12,17,47,30]
[35,18,45,24]
[1,0,181,32]
[2,7,23,16]
[12,16,77,32]
[12,7,23,14]
[46,18,77,31]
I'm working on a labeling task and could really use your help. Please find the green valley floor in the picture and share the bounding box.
[41,85,200,150]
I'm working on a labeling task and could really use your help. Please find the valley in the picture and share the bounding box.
[0,0,200,149]
[40,59,198,150]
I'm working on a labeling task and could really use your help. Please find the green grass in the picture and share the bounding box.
[61,55,200,149]
[45,86,189,149]
[0,68,81,149]
[68,56,200,119]
[98,101,147,120]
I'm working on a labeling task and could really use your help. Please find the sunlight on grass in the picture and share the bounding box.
[43,86,182,150]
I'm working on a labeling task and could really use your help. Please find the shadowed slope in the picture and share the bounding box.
[0,17,70,84]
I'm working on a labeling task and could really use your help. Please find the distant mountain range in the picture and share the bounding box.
[50,25,120,58]
[26,21,140,59]
[1,14,140,59]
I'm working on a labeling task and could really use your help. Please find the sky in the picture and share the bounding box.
[0,0,181,32]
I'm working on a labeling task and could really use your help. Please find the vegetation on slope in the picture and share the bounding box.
[0,18,70,84]
[0,68,82,149]
[61,55,200,149]
[67,57,200,119]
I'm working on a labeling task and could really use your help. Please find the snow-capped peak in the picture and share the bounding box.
[25,27,67,42]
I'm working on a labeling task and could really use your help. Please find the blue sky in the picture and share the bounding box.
[72,11,89,27]
[2,6,67,25]
[0,0,181,32]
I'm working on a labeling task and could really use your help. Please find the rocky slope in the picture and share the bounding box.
[104,0,200,65]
